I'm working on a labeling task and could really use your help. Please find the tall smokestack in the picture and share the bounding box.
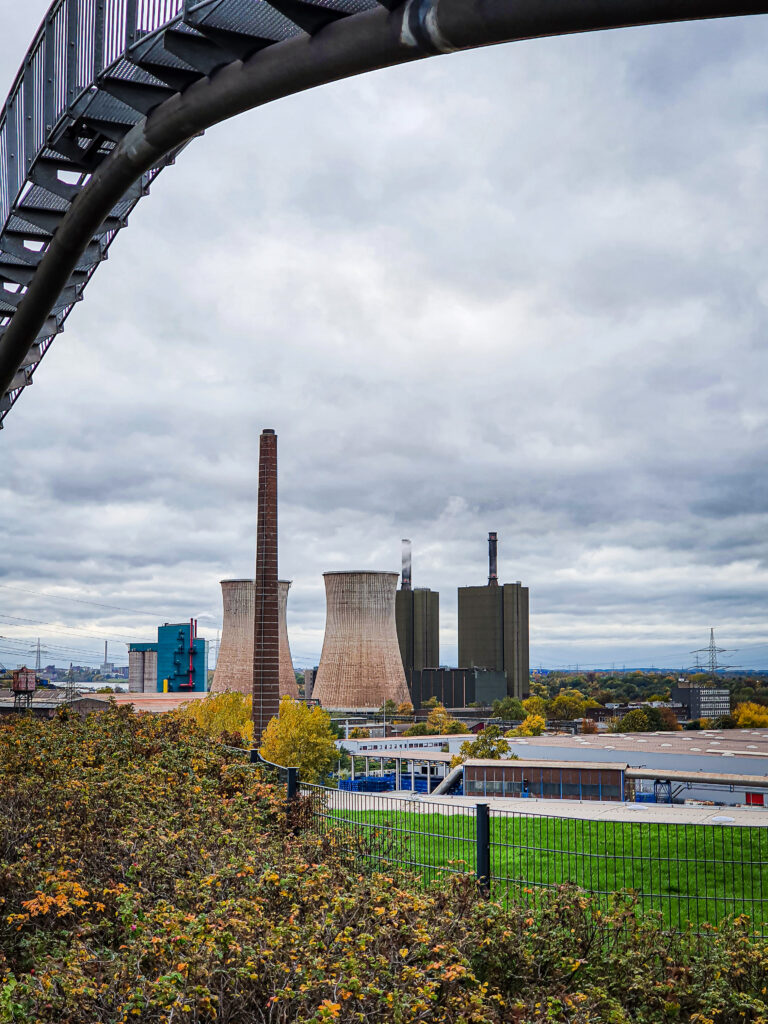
[401,538,412,591]
[252,429,280,745]
[488,531,498,587]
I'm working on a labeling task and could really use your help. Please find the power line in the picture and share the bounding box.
[0,582,177,619]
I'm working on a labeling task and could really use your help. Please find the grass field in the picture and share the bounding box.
[307,798,768,932]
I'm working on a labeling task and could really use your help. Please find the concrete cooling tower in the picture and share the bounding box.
[211,578,298,698]
[312,571,410,709]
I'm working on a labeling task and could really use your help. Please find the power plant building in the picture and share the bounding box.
[211,578,298,699]
[395,540,439,672]
[129,621,208,693]
[458,532,530,700]
[407,667,507,709]
[312,571,411,709]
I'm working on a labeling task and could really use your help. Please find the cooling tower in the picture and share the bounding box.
[312,571,410,709]
[277,580,298,698]
[211,579,297,698]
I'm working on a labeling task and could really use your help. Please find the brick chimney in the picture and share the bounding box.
[252,428,281,744]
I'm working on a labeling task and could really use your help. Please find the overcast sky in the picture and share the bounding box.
[1,4,767,673]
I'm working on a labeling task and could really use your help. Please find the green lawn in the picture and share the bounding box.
[311,803,768,932]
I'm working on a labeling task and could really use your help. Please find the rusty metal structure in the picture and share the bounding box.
[211,577,297,698]
[11,666,36,711]
[313,570,410,709]
[2,1,767,429]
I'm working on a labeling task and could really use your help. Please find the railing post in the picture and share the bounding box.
[286,766,299,832]
[249,748,259,764]
[476,802,491,895]
[286,766,299,803]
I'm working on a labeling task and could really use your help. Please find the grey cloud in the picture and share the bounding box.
[1,6,767,669]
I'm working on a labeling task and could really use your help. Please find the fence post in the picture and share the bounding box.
[286,767,299,831]
[476,803,491,895]
[286,766,299,803]
[249,748,259,764]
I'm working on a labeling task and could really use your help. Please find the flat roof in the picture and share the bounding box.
[111,693,206,713]
[626,767,768,788]
[506,732,768,759]
[465,758,629,772]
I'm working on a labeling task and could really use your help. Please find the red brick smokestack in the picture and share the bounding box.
[252,428,280,744]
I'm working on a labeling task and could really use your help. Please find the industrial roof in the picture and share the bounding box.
[506,732,768,759]
[465,758,629,772]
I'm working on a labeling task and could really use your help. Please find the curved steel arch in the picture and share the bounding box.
[1,0,767,430]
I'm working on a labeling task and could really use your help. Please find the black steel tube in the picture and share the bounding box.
[488,531,498,587]
[4,0,768,398]
[402,538,412,590]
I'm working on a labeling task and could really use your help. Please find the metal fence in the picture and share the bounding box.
[291,778,768,935]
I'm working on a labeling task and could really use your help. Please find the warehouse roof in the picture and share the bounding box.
[465,758,629,772]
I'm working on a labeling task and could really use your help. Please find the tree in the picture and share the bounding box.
[397,701,414,716]
[380,699,397,716]
[426,703,462,735]
[616,708,650,733]
[506,714,545,737]
[656,707,682,732]
[421,696,440,710]
[734,702,768,728]
[446,720,467,734]
[458,725,511,761]
[581,718,598,735]
[179,691,254,744]
[492,696,526,721]
[522,695,548,718]
[643,707,665,731]
[259,696,338,782]
[549,692,587,720]
[714,714,737,730]
[451,726,517,769]
[403,722,430,736]
[349,727,370,739]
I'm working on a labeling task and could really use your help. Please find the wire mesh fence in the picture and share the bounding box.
[488,807,768,933]
[296,780,768,936]
[300,783,477,885]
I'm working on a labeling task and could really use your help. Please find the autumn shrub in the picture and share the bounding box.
[0,708,767,1024]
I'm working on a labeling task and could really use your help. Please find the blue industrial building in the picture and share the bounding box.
[128,621,208,693]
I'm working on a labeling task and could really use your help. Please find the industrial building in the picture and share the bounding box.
[395,539,439,673]
[312,571,411,709]
[671,684,731,720]
[458,532,530,699]
[128,621,208,693]
[211,578,298,698]
[406,666,506,709]
[463,760,626,801]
